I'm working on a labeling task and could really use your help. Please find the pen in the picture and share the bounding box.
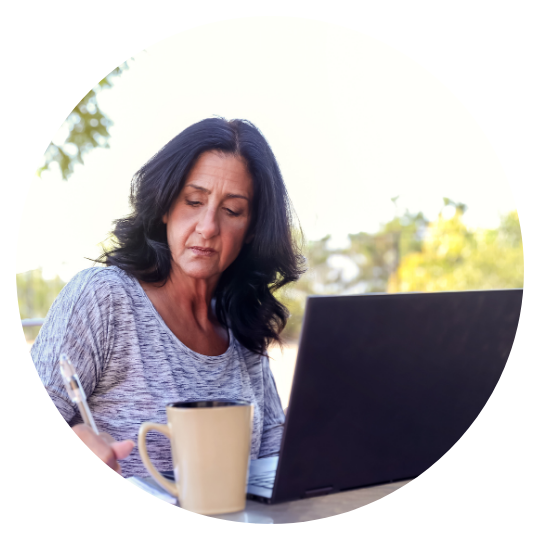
[59,353,99,435]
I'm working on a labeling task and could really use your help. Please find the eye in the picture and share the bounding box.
[224,207,241,217]
[186,199,202,207]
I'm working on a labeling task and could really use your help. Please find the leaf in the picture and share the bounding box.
[38,61,129,180]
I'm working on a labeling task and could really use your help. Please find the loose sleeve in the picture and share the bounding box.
[31,269,114,423]
[258,355,286,458]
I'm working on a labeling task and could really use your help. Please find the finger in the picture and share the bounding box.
[111,440,135,460]
[72,423,95,438]
[72,424,120,471]
[99,432,116,444]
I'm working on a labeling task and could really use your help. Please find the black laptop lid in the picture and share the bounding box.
[272,289,522,503]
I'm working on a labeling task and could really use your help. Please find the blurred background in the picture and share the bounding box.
[17,18,523,406]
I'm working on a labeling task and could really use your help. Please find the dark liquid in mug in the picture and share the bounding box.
[168,400,250,408]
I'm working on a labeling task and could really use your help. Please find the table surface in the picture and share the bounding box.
[212,480,411,524]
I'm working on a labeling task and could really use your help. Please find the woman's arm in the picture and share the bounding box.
[32,269,109,421]
[31,268,134,471]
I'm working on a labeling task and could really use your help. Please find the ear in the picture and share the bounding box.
[162,213,168,225]
[245,233,255,244]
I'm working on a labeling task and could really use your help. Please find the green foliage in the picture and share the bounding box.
[277,202,523,342]
[277,208,429,340]
[388,208,524,292]
[346,209,429,293]
[38,64,127,180]
[17,268,66,341]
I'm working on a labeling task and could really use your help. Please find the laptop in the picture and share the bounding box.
[245,289,522,504]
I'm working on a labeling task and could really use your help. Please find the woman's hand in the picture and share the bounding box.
[72,424,135,474]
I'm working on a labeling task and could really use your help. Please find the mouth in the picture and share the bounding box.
[189,246,217,256]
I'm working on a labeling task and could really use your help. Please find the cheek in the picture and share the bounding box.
[167,217,192,248]
[223,224,249,256]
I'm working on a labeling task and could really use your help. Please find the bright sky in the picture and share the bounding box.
[17,18,516,281]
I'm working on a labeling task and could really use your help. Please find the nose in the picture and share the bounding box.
[195,206,220,239]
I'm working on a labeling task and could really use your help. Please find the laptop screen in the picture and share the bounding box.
[272,289,522,503]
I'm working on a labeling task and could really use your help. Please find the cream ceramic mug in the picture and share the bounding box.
[138,400,253,515]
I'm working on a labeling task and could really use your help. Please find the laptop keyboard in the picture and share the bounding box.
[248,470,276,490]
[163,468,276,490]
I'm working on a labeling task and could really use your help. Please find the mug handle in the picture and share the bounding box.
[138,422,178,498]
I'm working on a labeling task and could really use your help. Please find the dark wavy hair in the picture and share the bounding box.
[98,117,304,354]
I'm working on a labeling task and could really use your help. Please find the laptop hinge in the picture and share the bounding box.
[304,486,334,497]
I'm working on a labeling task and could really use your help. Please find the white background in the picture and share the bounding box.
[1,1,538,538]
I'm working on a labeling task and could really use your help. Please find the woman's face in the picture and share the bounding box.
[163,150,253,283]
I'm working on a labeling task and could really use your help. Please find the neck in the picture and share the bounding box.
[157,266,220,327]
[138,266,230,355]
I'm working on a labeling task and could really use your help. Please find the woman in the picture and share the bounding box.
[32,118,304,477]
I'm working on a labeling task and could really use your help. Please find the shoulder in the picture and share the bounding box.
[37,266,142,353]
[70,265,135,288]
[65,266,136,295]
[52,266,139,315]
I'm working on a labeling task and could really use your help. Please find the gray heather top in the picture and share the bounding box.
[31,266,285,477]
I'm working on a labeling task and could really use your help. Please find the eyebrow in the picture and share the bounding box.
[185,183,250,202]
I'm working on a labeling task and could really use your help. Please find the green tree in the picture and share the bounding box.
[388,207,523,292]
[277,205,431,340]
[345,209,429,293]
[278,200,523,342]
[17,269,66,341]
[38,64,127,180]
